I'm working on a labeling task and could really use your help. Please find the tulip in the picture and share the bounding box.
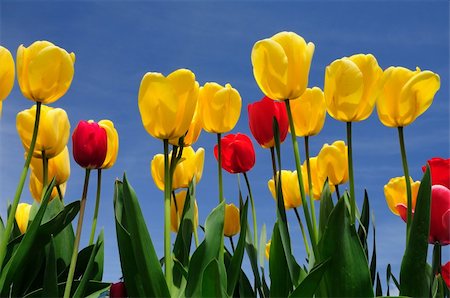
[268,170,302,209]
[251,31,315,101]
[17,105,70,158]
[301,157,334,200]
[265,240,272,260]
[98,120,119,169]
[170,190,199,233]
[397,185,450,245]
[0,46,15,111]
[30,146,70,186]
[442,262,450,288]
[29,172,66,203]
[324,54,382,122]
[199,82,241,134]
[110,281,127,298]
[224,203,240,237]
[248,96,289,148]
[138,69,199,140]
[377,66,440,127]
[214,133,255,174]
[384,176,420,216]
[423,158,450,189]
[16,41,75,104]
[152,146,205,191]
[15,203,31,234]
[72,120,107,169]
[317,141,348,186]
[290,87,326,137]
[169,98,203,147]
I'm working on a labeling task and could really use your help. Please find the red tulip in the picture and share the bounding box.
[248,96,289,148]
[423,157,450,188]
[214,133,255,174]
[72,120,107,169]
[442,262,450,288]
[110,281,127,298]
[398,184,450,245]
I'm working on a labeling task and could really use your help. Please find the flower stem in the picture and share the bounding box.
[398,127,412,239]
[0,102,42,270]
[216,133,225,265]
[293,207,310,257]
[346,122,356,224]
[285,100,317,256]
[88,169,102,246]
[229,236,236,253]
[432,243,442,277]
[163,139,173,293]
[304,136,318,239]
[243,172,258,248]
[57,184,64,203]
[270,147,278,183]
[335,184,341,201]
[42,150,48,188]
[64,168,91,298]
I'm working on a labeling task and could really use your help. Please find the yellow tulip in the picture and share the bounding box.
[170,190,199,233]
[138,69,199,140]
[377,67,440,127]
[384,176,420,216]
[98,120,119,169]
[268,170,301,209]
[317,141,348,186]
[301,157,335,200]
[151,147,205,191]
[17,104,70,158]
[324,54,383,122]
[15,203,32,234]
[0,46,15,111]
[29,172,66,203]
[169,99,202,146]
[199,82,241,134]
[290,87,326,137]
[30,146,70,185]
[251,31,315,101]
[16,41,75,104]
[265,240,271,260]
[224,203,240,237]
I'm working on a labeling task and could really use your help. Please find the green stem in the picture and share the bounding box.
[285,100,318,256]
[163,139,173,293]
[88,169,102,246]
[398,127,412,239]
[346,122,356,224]
[229,236,236,253]
[432,243,442,276]
[42,150,48,188]
[293,207,310,257]
[0,102,42,269]
[243,172,258,248]
[335,184,341,201]
[57,184,64,204]
[270,147,278,183]
[216,133,225,265]
[304,136,318,239]
[64,168,91,298]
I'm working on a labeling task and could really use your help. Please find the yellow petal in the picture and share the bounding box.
[291,87,326,136]
[30,146,70,185]
[224,203,240,237]
[0,46,15,102]
[15,203,32,234]
[99,119,119,169]
[150,154,165,191]
[384,176,419,215]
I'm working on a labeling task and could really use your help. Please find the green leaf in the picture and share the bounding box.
[185,201,227,297]
[318,180,333,241]
[43,236,58,297]
[317,194,374,297]
[269,221,292,297]
[400,167,432,296]
[92,229,104,281]
[289,259,330,298]
[376,272,383,296]
[245,237,264,298]
[370,214,377,286]
[258,224,267,270]
[357,190,370,259]
[226,199,248,296]
[202,259,227,297]
[24,281,110,297]
[114,176,170,297]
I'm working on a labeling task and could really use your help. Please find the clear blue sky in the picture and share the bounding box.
[1,0,448,292]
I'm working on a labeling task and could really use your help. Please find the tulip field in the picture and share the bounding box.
[0,2,449,298]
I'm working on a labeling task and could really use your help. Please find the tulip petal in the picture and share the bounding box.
[0,46,15,102]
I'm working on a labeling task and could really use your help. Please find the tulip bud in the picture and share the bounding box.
[72,120,107,169]
[30,146,70,186]
[384,176,420,216]
[324,54,383,122]
[0,46,15,112]
[16,41,75,104]
[110,281,127,298]
[251,31,315,101]
[224,203,240,237]
[170,190,199,233]
[317,140,348,186]
[268,170,301,209]
[15,203,32,234]
[265,240,271,260]
[138,69,199,140]
[377,66,440,127]
[423,157,450,189]
[248,96,289,148]
[301,157,334,200]
[98,120,119,169]
[29,172,66,203]
[17,105,70,158]
[214,133,255,174]
[290,87,326,137]
[151,147,205,191]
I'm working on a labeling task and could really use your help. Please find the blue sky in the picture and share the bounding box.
[1,0,448,292]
